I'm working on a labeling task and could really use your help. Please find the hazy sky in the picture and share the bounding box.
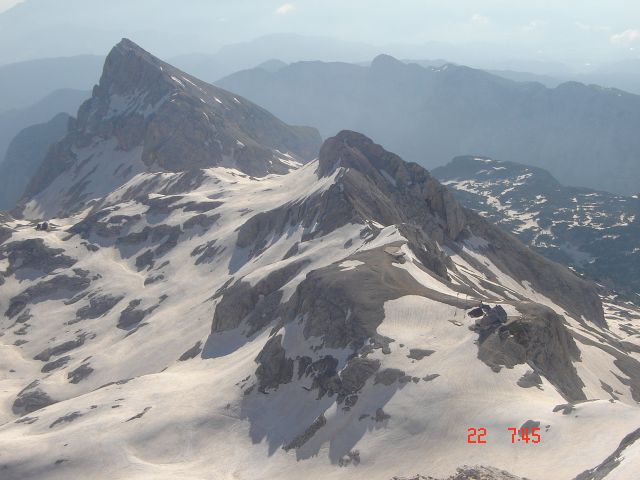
[0,0,638,67]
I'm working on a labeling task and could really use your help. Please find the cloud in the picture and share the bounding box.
[522,20,546,32]
[0,0,24,13]
[275,3,295,15]
[610,29,640,45]
[470,14,489,26]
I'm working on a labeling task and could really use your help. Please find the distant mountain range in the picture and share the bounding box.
[0,55,102,113]
[433,156,640,301]
[218,54,640,195]
[487,67,640,96]
[0,88,88,165]
[0,113,70,210]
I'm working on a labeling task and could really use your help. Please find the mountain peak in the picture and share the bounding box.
[22,40,322,215]
[317,130,404,179]
[98,38,170,98]
[370,53,404,70]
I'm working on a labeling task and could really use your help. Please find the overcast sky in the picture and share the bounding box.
[0,0,638,68]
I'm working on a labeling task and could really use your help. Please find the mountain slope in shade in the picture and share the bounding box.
[1,101,640,480]
[0,88,88,167]
[0,113,71,210]
[218,54,640,195]
[20,38,321,219]
[433,156,640,301]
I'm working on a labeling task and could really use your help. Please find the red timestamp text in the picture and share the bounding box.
[467,427,542,444]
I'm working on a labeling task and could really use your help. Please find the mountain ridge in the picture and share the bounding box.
[218,54,640,195]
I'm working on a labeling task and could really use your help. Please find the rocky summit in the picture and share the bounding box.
[19,38,321,219]
[1,41,640,480]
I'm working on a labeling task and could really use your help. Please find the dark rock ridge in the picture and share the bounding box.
[434,156,640,300]
[24,38,322,212]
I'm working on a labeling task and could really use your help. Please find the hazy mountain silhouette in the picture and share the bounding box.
[0,113,70,210]
[0,88,88,166]
[219,55,640,194]
[0,55,102,113]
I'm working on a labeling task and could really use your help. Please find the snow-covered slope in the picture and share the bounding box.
[433,156,640,302]
[1,42,639,480]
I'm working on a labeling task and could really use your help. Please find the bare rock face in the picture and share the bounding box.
[5,274,91,319]
[317,130,467,240]
[74,294,123,322]
[1,238,76,275]
[210,260,308,335]
[24,39,322,209]
[476,303,586,402]
[281,247,457,350]
[12,380,56,415]
[255,334,294,392]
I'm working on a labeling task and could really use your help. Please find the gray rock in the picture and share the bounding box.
[520,420,540,431]
[517,370,543,389]
[191,240,223,265]
[6,274,91,318]
[375,408,390,422]
[35,335,86,362]
[283,414,326,451]
[407,349,435,360]
[12,381,56,415]
[375,368,411,386]
[125,406,152,422]
[73,294,124,322]
[67,363,94,384]
[552,403,575,415]
[178,341,202,361]
[210,259,307,334]
[41,355,71,373]
[117,299,158,330]
[49,411,83,429]
[476,303,586,402]
[255,335,293,392]
[1,238,76,275]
